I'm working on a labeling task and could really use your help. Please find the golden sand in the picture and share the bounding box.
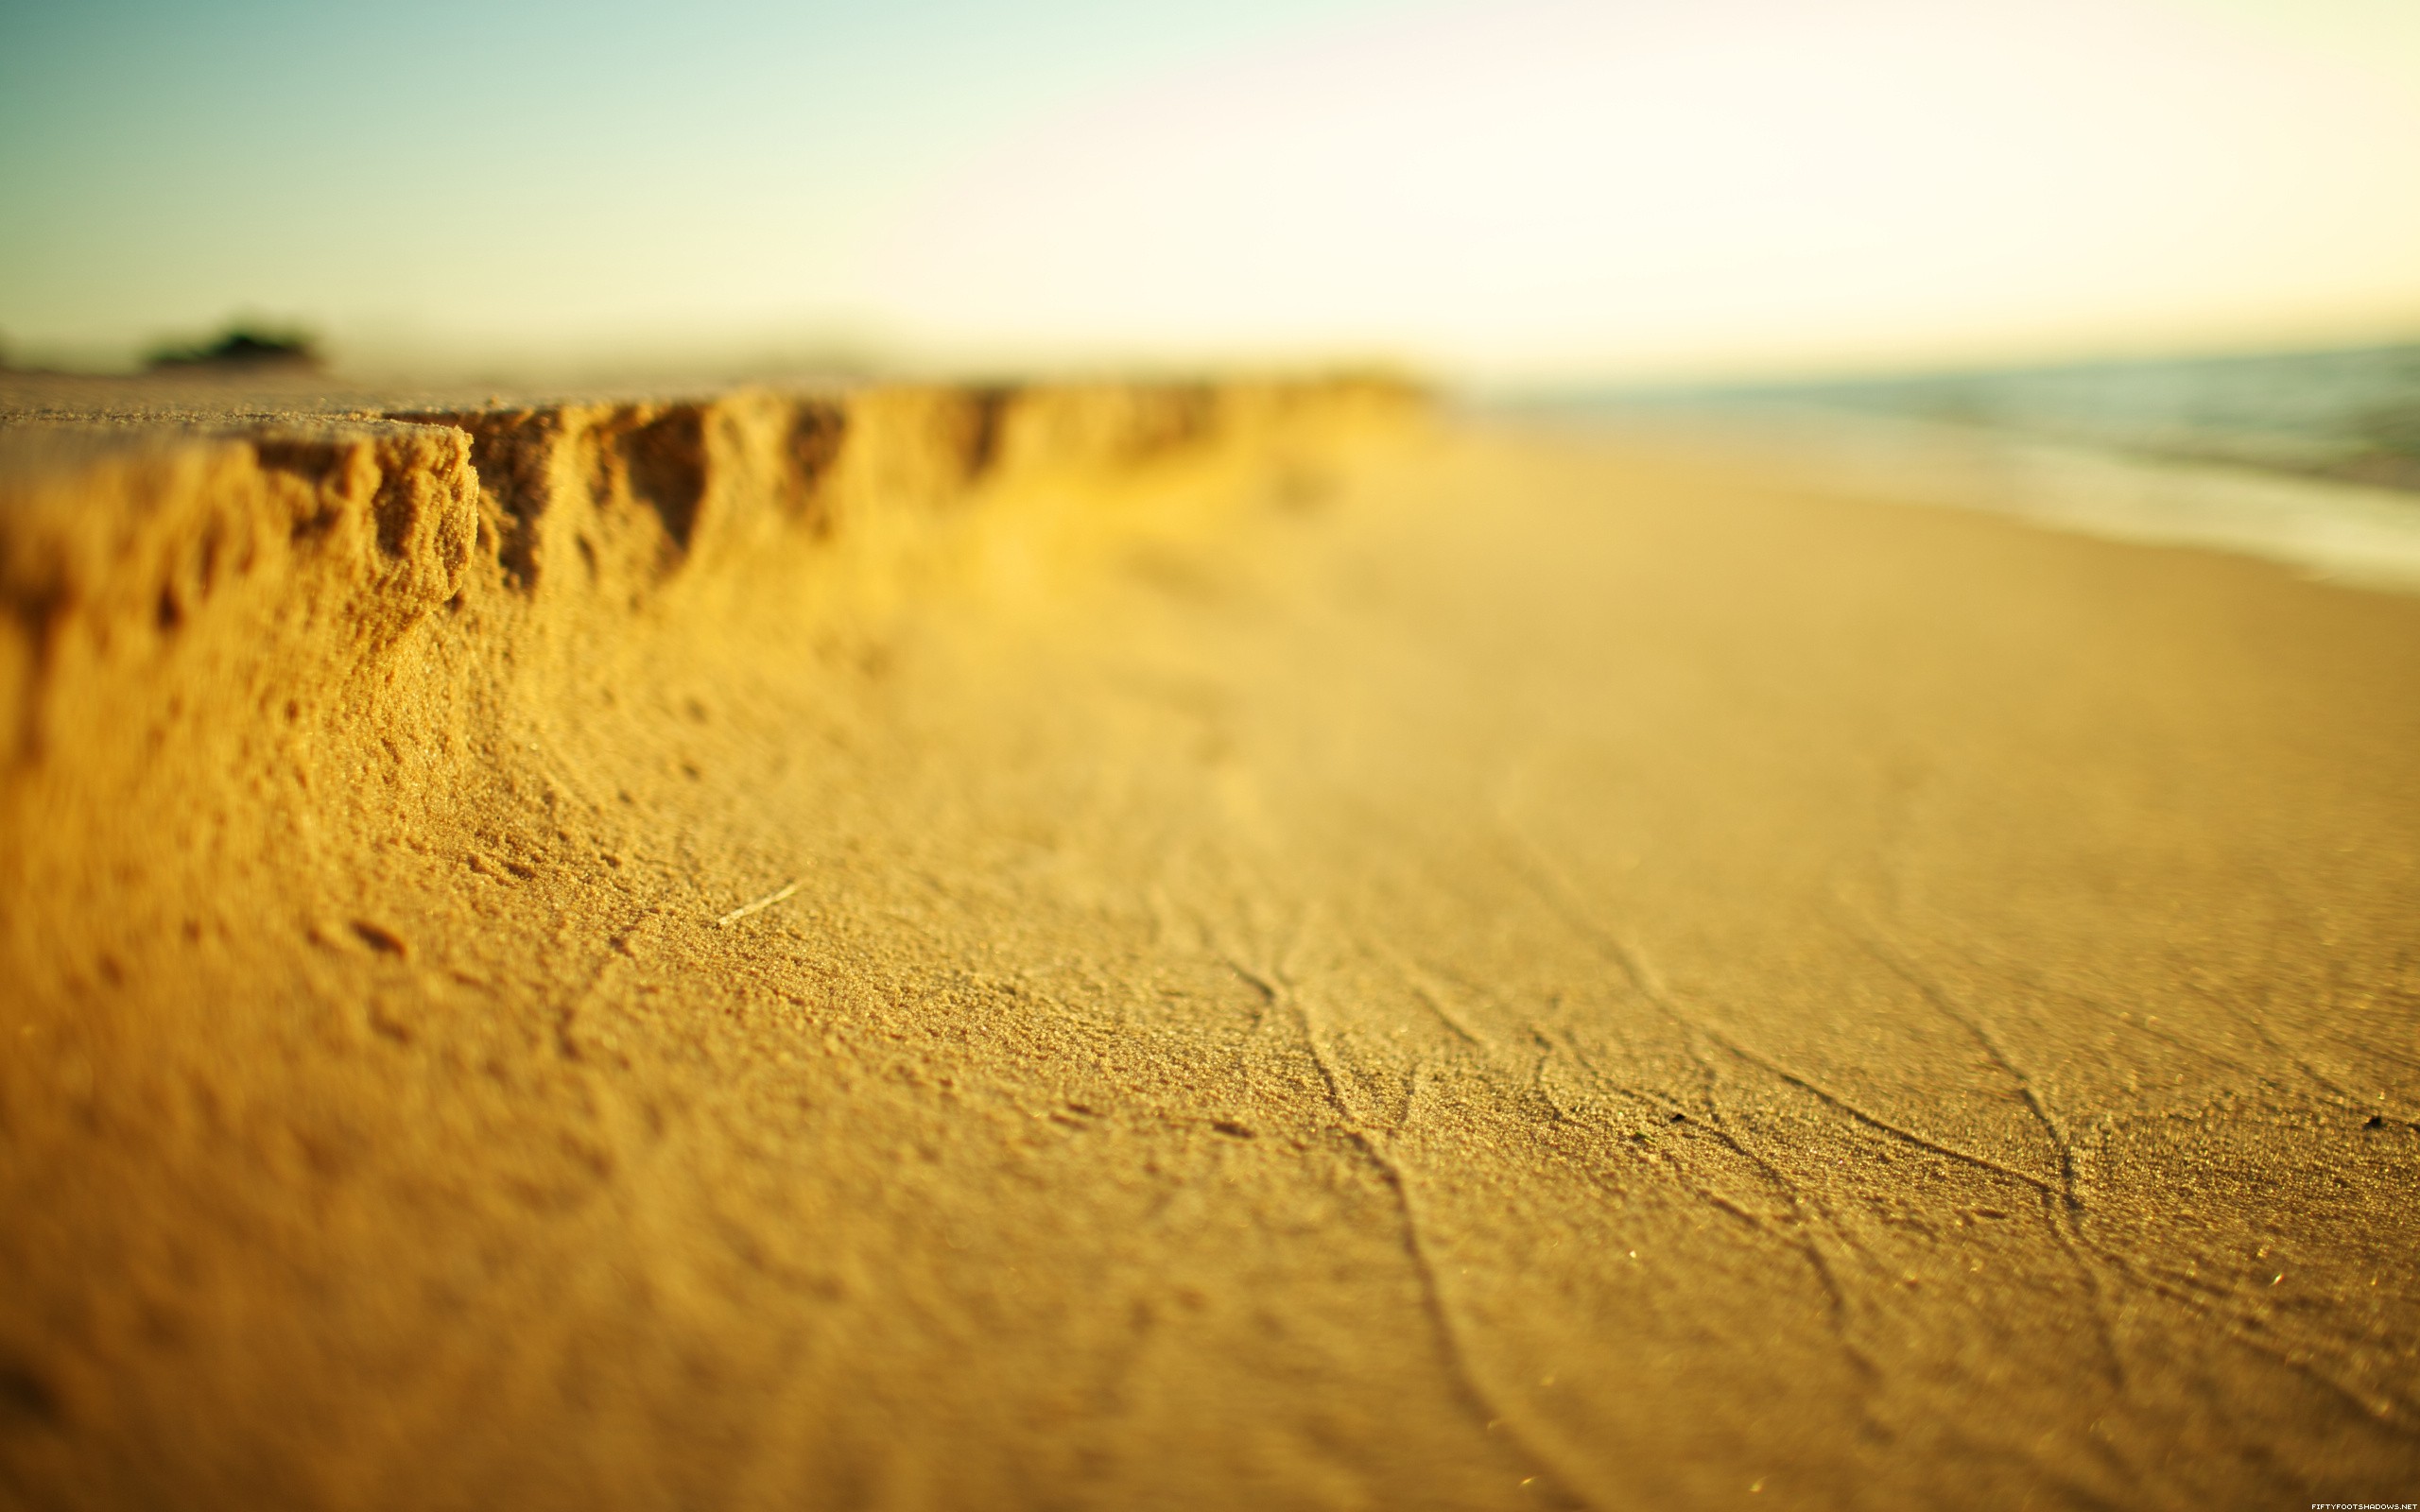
[2,376,2415,1508]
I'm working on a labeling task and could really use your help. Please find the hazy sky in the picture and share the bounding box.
[6,0,2419,381]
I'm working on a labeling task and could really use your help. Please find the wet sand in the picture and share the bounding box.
[2,379,2416,1509]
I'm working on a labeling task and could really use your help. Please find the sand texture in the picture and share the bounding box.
[2,378,2417,1509]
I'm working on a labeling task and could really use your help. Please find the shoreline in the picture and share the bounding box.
[1495,401,2420,594]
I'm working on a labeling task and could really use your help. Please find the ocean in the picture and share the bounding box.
[1512,342,2420,593]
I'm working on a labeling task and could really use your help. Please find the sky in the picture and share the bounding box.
[5,0,2420,384]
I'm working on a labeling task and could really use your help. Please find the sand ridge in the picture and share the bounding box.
[2,382,2417,1508]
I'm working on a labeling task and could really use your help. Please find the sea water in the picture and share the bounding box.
[1509,342,2420,593]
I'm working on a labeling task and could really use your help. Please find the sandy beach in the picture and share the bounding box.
[2,378,2415,1509]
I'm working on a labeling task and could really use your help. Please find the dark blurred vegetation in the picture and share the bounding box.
[146,323,322,371]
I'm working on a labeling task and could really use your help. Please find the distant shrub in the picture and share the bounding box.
[146,325,321,371]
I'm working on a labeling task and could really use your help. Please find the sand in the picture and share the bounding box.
[2,375,2416,1510]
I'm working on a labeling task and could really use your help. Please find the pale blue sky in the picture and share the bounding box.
[6,0,2419,380]
[1,0,1389,367]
